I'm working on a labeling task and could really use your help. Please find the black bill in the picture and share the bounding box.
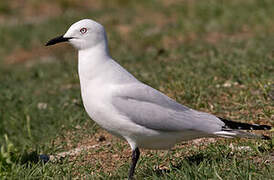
[46,35,72,46]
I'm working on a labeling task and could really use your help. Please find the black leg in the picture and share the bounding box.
[128,148,140,180]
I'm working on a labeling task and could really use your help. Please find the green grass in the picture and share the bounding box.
[0,0,273,179]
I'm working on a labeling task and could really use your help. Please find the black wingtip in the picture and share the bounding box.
[219,117,272,131]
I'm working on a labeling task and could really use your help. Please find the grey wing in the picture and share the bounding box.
[112,83,224,133]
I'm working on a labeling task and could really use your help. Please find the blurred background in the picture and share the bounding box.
[0,0,273,178]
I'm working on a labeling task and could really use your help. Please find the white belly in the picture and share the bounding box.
[80,82,211,150]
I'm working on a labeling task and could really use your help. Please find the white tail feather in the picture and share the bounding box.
[214,130,263,139]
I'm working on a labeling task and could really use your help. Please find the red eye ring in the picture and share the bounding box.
[80,27,87,34]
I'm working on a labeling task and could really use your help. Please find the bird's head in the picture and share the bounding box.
[46,19,107,50]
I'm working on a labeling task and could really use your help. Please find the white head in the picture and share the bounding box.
[46,19,108,51]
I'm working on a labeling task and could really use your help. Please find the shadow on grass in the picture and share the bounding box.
[20,151,49,166]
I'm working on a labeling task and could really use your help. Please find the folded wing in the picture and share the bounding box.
[112,83,224,133]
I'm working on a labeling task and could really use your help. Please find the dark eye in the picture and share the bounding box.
[80,27,87,34]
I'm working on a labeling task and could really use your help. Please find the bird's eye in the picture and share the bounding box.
[80,27,87,34]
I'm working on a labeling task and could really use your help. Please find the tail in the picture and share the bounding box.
[213,117,272,140]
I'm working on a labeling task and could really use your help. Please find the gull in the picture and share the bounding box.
[46,19,272,179]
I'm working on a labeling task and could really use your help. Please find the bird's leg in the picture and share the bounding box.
[128,148,140,180]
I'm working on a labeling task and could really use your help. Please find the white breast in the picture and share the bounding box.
[80,79,136,137]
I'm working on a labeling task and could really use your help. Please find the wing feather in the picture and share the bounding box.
[112,83,224,133]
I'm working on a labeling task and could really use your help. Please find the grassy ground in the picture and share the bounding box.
[0,0,273,179]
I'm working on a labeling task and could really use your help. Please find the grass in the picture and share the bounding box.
[0,0,273,179]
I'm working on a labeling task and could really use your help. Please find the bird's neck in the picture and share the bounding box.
[79,41,110,60]
[78,42,110,80]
